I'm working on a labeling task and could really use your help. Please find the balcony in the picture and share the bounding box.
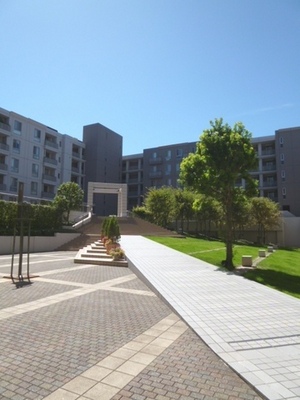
[128,191,139,197]
[0,142,9,151]
[10,185,18,193]
[43,174,57,182]
[261,149,275,156]
[44,157,58,166]
[149,171,162,178]
[263,181,277,188]
[72,151,82,159]
[0,163,8,171]
[0,183,6,191]
[149,157,162,165]
[262,164,276,172]
[0,122,11,132]
[45,139,58,149]
[42,191,55,199]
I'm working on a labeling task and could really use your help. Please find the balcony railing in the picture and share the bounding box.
[43,174,57,182]
[0,143,9,151]
[263,181,277,188]
[149,157,162,165]
[42,191,55,199]
[0,122,11,132]
[44,157,58,165]
[0,163,8,171]
[72,151,81,158]
[262,165,276,171]
[45,139,58,149]
[261,149,275,156]
[10,186,18,193]
[149,171,162,178]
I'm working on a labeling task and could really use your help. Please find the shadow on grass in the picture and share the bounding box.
[244,268,300,299]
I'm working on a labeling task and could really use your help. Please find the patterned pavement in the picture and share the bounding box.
[0,251,263,400]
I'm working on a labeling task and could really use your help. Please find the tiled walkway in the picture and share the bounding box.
[0,250,264,400]
[120,235,300,400]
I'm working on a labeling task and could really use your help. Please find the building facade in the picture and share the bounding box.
[1,106,300,216]
[83,123,123,215]
[0,107,85,204]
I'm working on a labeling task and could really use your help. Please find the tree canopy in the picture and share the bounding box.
[179,118,258,269]
[250,197,281,244]
[53,182,84,224]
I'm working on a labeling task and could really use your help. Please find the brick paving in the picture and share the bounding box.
[0,251,264,400]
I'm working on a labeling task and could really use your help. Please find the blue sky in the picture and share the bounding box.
[2,0,300,155]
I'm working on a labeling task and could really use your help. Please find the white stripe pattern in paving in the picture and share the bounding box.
[120,235,300,400]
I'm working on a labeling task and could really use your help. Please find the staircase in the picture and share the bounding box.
[74,239,128,267]
[56,216,177,251]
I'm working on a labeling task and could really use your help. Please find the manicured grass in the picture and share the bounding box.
[148,236,300,299]
[245,248,300,299]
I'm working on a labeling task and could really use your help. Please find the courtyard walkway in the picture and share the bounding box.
[120,235,300,400]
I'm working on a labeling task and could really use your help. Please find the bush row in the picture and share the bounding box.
[0,200,63,236]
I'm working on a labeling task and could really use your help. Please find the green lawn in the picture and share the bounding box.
[148,236,300,299]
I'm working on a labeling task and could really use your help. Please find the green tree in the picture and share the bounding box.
[144,186,175,228]
[173,189,195,232]
[250,197,281,244]
[53,182,84,224]
[193,195,223,237]
[180,118,257,269]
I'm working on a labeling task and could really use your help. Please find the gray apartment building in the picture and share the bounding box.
[1,106,300,216]
[122,128,300,217]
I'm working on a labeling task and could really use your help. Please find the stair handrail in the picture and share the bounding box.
[72,211,92,230]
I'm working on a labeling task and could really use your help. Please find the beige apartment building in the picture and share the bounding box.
[0,107,85,203]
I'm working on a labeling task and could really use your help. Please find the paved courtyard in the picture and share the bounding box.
[0,249,264,400]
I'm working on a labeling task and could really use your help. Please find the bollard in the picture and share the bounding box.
[258,250,266,257]
[242,255,252,267]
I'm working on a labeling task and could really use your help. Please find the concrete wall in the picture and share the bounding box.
[0,233,80,255]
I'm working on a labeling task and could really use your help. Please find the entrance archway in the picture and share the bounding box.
[87,182,127,217]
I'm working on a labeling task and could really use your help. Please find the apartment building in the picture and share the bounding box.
[0,107,85,203]
[1,106,299,217]
[122,129,300,217]
[122,154,143,210]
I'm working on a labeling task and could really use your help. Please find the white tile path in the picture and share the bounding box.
[120,235,300,400]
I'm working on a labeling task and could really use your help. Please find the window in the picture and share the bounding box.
[176,163,180,172]
[11,158,19,173]
[32,163,39,177]
[10,177,18,192]
[280,153,284,164]
[281,170,285,181]
[13,120,22,134]
[34,129,41,141]
[152,152,157,159]
[166,164,171,175]
[279,137,284,147]
[166,150,171,160]
[31,182,38,195]
[176,149,183,158]
[33,146,40,160]
[282,187,286,199]
[12,139,21,153]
